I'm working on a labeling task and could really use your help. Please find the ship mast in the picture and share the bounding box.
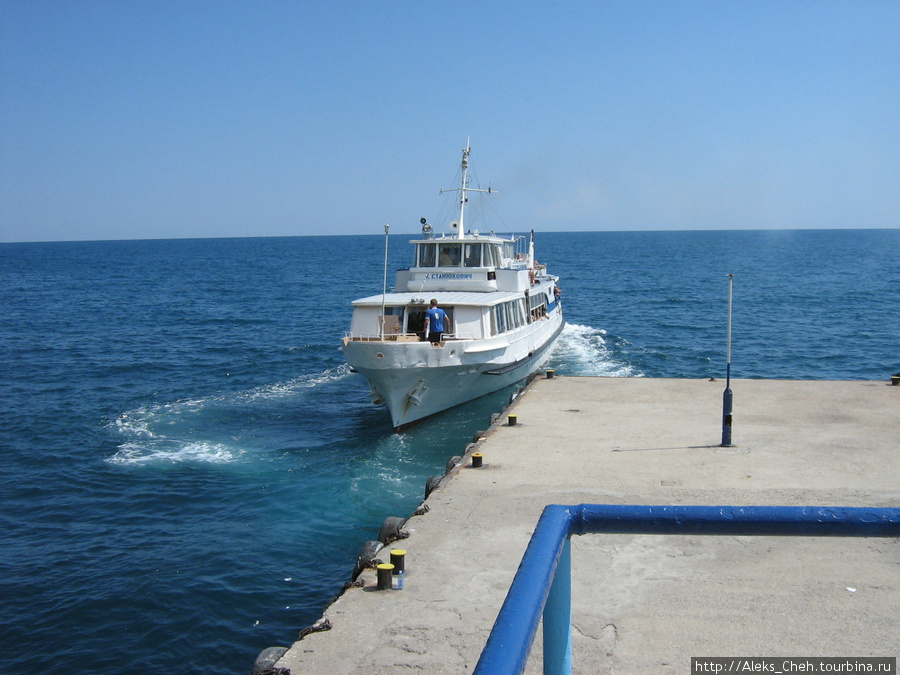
[441,138,495,240]
[457,142,470,237]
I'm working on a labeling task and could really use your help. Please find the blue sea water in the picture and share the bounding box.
[1,230,897,674]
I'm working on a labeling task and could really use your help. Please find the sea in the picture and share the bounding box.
[1,229,897,674]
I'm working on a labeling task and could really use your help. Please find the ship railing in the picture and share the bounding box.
[343,332,421,344]
[342,331,478,344]
[473,503,900,675]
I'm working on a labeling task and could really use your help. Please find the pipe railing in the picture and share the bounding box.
[473,504,900,675]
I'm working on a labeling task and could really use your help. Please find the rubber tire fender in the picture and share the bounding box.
[252,646,288,675]
[352,540,384,580]
[378,516,408,544]
[425,474,442,499]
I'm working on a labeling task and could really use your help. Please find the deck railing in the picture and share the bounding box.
[473,504,900,675]
[342,332,476,343]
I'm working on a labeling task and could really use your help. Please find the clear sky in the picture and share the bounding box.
[1,1,898,242]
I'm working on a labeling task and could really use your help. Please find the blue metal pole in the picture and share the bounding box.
[571,504,900,538]
[474,504,900,675]
[474,505,571,675]
[543,537,572,675]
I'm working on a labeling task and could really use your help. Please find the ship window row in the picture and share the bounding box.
[417,243,501,268]
[490,299,526,336]
[528,293,549,322]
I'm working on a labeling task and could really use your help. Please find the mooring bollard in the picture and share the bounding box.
[471,452,484,468]
[376,563,394,590]
[390,550,406,590]
[508,414,518,426]
[546,369,555,379]
[390,549,406,574]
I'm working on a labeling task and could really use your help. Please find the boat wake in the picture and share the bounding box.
[108,439,239,465]
[348,433,416,500]
[106,365,353,465]
[550,323,639,377]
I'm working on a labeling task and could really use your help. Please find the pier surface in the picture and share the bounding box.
[274,377,899,673]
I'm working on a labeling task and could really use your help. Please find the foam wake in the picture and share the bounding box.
[106,365,353,465]
[551,323,637,377]
[108,440,238,465]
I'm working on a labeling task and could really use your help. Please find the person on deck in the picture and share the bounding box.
[424,299,450,344]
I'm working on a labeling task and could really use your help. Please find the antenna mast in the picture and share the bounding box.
[458,140,470,237]
[440,138,496,239]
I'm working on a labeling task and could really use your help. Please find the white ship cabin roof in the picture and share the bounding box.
[351,290,523,308]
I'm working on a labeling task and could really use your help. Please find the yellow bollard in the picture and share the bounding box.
[376,563,394,590]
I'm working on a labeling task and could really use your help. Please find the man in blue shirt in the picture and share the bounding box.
[424,298,450,344]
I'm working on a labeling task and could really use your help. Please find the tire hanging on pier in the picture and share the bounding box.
[378,516,408,544]
[352,540,384,580]
[425,475,443,499]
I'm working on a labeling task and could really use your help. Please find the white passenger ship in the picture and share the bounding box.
[341,143,564,430]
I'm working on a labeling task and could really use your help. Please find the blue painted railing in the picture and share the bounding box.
[473,504,900,675]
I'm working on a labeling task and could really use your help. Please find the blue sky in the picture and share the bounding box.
[1,1,898,242]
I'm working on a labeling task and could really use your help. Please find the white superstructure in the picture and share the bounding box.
[341,143,564,430]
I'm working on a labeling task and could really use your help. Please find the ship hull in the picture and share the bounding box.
[344,313,563,430]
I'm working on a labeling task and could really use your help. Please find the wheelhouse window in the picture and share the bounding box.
[418,243,436,267]
[463,243,482,267]
[438,243,462,266]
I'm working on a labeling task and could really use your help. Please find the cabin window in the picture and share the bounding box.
[529,294,548,322]
[438,243,461,267]
[379,306,405,334]
[418,243,436,267]
[494,305,506,334]
[407,308,427,336]
[488,245,501,267]
[490,300,530,335]
[463,243,482,267]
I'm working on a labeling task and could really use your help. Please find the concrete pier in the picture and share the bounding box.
[273,377,899,673]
